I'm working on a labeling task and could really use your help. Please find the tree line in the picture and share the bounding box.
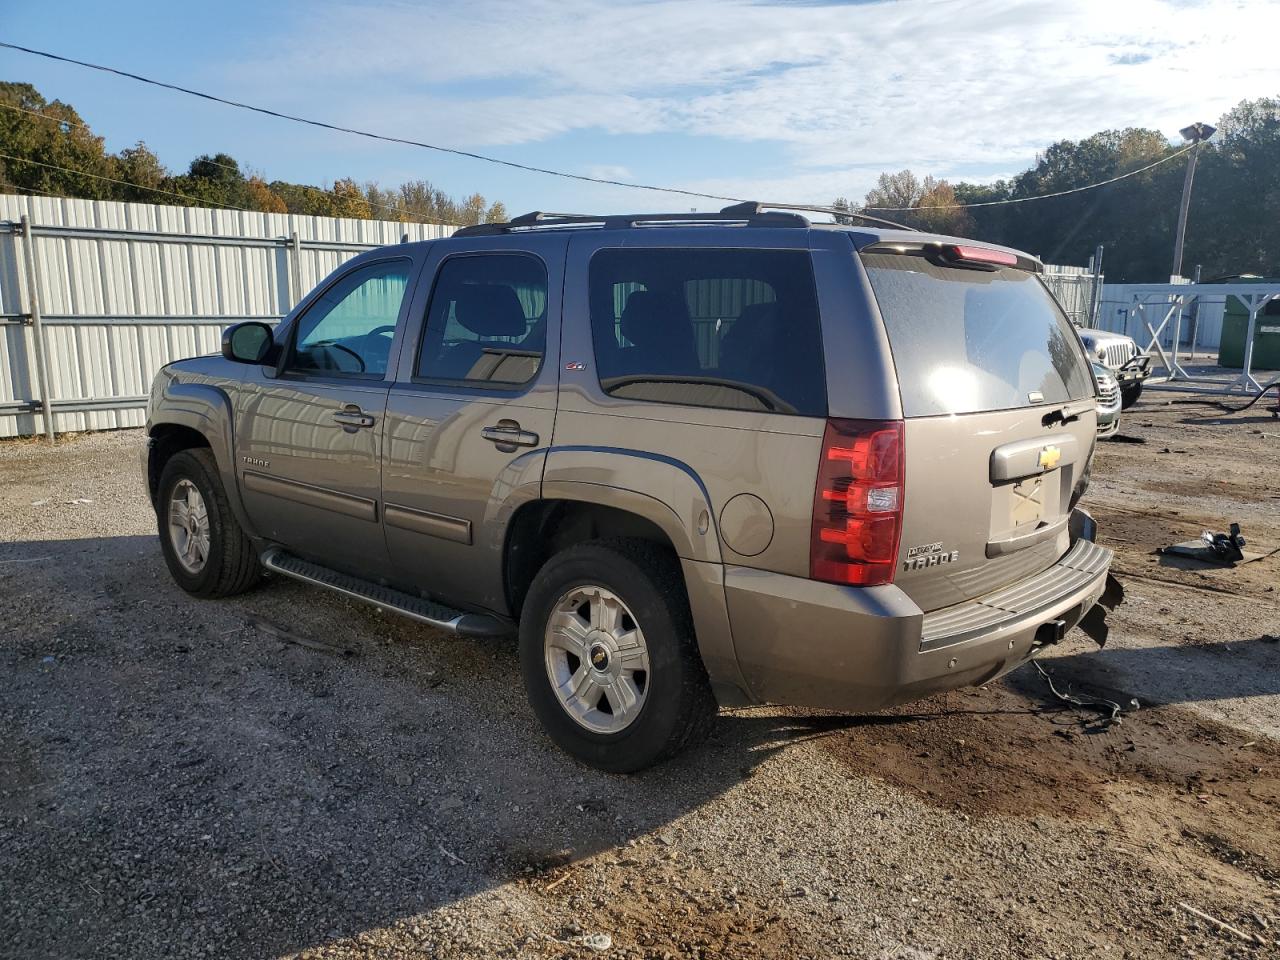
[4,80,1277,281]
[834,96,1280,282]
[0,82,507,226]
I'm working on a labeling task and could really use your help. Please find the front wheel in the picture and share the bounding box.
[1120,382,1143,410]
[156,448,261,598]
[519,540,716,772]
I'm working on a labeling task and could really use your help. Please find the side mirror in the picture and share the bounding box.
[222,321,278,365]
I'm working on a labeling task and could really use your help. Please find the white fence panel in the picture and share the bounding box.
[0,194,453,438]
[1096,283,1227,353]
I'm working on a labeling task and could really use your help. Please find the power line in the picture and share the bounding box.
[862,144,1195,211]
[0,101,459,225]
[0,40,1201,216]
[0,40,742,204]
[0,152,251,209]
[0,179,65,199]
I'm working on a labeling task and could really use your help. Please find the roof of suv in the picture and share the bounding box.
[451,201,912,237]
[448,201,1042,271]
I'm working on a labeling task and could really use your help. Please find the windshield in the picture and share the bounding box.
[860,252,1093,417]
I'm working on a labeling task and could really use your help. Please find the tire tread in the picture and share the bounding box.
[158,448,260,598]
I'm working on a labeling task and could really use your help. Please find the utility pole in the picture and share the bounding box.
[1171,121,1216,281]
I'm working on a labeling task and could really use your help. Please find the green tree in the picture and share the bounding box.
[0,81,116,198]
[328,178,372,219]
[859,170,972,234]
[484,200,508,223]
[1190,97,1280,279]
[110,142,169,203]
[170,153,253,209]
[244,175,287,214]
[459,192,488,225]
[0,81,503,230]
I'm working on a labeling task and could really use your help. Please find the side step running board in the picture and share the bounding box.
[261,548,511,639]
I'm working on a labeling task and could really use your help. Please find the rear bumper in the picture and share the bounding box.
[723,514,1112,711]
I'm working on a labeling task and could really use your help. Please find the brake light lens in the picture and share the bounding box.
[811,419,905,586]
[945,244,1018,267]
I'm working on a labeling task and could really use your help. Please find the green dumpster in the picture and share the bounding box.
[1217,277,1280,370]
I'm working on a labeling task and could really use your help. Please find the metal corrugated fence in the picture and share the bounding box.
[0,194,453,438]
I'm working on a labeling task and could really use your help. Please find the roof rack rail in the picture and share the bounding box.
[730,201,917,231]
[450,201,917,237]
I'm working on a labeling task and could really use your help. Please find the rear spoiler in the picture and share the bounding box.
[859,239,1042,274]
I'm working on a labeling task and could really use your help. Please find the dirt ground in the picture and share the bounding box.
[2,388,1278,960]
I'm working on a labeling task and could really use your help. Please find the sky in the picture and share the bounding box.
[3,0,1280,217]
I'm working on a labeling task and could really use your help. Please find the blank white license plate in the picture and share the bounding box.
[1010,475,1045,527]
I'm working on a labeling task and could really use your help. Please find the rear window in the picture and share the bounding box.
[588,248,826,417]
[860,253,1093,417]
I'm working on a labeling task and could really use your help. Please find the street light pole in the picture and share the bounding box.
[1171,121,1216,281]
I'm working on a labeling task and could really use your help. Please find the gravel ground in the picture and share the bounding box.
[2,390,1278,960]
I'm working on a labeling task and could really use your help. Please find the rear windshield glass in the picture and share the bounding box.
[860,253,1092,417]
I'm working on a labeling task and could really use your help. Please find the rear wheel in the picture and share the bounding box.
[157,448,261,598]
[519,540,716,772]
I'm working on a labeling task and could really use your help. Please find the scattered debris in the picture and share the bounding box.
[580,933,612,952]
[544,872,573,892]
[64,498,94,505]
[436,843,468,866]
[1159,523,1250,565]
[30,498,49,506]
[247,615,357,656]
[1033,662,1132,725]
[1177,901,1263,945]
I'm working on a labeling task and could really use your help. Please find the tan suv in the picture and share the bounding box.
[143,203,1116,771]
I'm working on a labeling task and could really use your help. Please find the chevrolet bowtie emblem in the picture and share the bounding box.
[1038,445,1062,470]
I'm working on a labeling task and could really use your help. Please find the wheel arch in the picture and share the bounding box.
[502,487,747,708]
[146,379,253,534]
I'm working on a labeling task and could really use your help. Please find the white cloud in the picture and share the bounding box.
[225,0,1280,203]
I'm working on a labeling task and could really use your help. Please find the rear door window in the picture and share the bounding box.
[416,253,547,386]
[588,248,826,416]
[860,252,1092,417]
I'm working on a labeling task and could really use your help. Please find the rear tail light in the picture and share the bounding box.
[810,418,904,587]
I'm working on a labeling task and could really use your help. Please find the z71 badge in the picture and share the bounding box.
[903,542,959,571]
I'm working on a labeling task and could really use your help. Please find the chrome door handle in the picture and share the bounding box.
[333,407,376,429]
[481,422,539,447]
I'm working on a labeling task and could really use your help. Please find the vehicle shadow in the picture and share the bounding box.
[9,534,1273,957]
[0,533,1048,958]
[1013,634,1280,710]
[1178,413,1279,427]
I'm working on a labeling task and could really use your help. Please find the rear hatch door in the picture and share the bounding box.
[859,242,1097,612]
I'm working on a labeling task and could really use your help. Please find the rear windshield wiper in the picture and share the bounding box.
[1042,399,1095,427]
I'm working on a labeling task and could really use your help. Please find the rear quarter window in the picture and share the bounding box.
[588,248,826,417]
[860,253,1092,417]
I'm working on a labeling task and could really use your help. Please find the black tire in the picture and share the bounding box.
[519,539,716,773]
[156,448,261,598]
[1120,382,1142,410]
